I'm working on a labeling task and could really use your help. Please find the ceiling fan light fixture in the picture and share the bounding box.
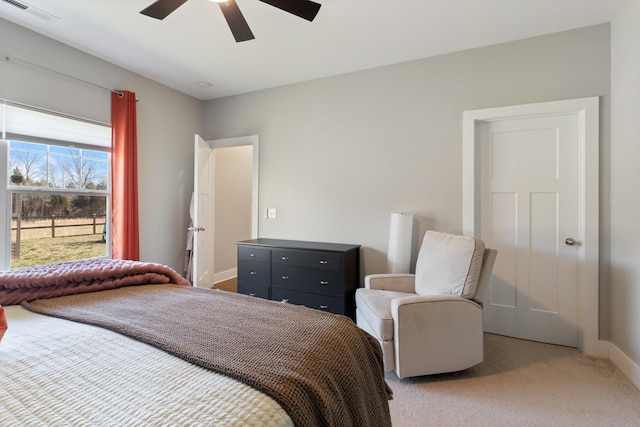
[141,0,321,42]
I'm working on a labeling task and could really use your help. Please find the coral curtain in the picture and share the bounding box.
[111,91,140,261]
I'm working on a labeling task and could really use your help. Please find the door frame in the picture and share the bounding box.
[204,135,259,285]
[462,97,607,357]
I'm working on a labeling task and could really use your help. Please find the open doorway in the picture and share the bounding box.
[212,145,253,289]
[195,135,259,291]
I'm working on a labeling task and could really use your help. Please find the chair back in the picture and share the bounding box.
[414,231,486,298]
[472,248,498,305]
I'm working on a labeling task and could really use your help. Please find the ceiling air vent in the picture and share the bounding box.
[0,0,59,22]
[1,0,28,10]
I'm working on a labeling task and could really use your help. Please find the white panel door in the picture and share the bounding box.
[193,134,213,288]
[480,114,579,347]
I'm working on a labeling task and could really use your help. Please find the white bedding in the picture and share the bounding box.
[0,305,294,427]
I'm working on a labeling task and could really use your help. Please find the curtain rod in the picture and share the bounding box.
[1,51,139,101]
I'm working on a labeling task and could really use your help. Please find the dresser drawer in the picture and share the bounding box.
[237,281,270,299]
[237,261,270,285]
[238,245,271,263]
[271,265,342,296]
[271,288,343,315]
[271,249,342,272]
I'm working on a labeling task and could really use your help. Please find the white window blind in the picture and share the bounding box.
[1,101,110,147]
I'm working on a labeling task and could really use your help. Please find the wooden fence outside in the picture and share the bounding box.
[11,214,106,259]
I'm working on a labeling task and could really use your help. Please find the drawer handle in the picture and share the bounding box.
[282,275,290,280]
[320,280,329,285]
[281,298,289,303]
[250,271,257,275]
[319,260,328,265]
[281,256,289,260]
[319,305,328,309]
[249,293,256,297]
[250,253,256,257]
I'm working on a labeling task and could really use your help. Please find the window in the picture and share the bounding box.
[1,101,111,270]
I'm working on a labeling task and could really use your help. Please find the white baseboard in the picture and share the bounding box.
[213,268,237,284]
[609,342,640,390]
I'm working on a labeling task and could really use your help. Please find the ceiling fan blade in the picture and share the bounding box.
[219,0,255,43]
[140,0,189,20]
[258,0,321,22]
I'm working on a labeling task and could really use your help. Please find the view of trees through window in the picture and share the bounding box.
[9,140,110,268]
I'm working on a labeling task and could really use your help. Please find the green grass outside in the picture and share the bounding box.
[11,219,107,269]
[11,235,106,269]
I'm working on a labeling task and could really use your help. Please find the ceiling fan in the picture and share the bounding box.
[140,0,321,43]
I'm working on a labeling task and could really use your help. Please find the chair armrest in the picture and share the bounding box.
[364,274,416,293]
[390,295,483,378]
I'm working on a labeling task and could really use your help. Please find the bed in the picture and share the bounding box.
[0,259,392,427]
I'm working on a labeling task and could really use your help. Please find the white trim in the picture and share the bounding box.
[462,97,607,358]
[610,343,640,390]
[213,268,238,285]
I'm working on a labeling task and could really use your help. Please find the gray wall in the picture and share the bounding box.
[203,25,611,333]
[610,0,640,371]
[0,18,203,272]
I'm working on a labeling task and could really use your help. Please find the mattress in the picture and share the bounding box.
[0,305,294,426]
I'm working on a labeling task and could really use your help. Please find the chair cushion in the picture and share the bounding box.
[414,231,485,298]
[355,288,411,341]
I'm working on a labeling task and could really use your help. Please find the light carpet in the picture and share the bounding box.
[387,333,640,426]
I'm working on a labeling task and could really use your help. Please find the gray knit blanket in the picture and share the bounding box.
[23,285,392,427]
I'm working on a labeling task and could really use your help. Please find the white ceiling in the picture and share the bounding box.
[0,0,627,100]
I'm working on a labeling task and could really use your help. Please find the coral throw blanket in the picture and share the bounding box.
[23,285,393,427]
[0,258,190,305]
[0,305,6,343]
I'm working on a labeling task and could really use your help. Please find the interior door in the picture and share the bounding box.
[480,114,580,347]
[193,134,213,288]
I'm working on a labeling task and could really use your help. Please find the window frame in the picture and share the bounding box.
[1,102,111,270]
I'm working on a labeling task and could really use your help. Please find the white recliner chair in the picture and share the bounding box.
[355,230,497,379]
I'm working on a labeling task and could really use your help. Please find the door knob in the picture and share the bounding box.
[565,237,578,246]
